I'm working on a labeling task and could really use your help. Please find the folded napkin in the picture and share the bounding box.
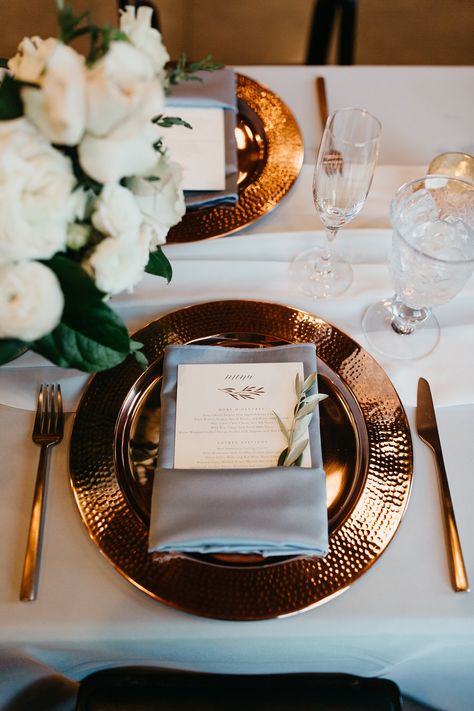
[149,343,328,557]
[166,67,239,209]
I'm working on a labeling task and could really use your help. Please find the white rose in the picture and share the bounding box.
[91,184,142,241]
[0,119,76,264]
[128,155,185,247]
[0,261,64,341]
[85,41,161,137]
[67,186,90,223]
[84,231,151,295]
[120,5,170,78]
[9,38,86,145]
[78,86,163,183]
[8,36,57,83]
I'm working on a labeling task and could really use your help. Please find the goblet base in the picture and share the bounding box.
[291,247,353,298]
[362,299,440,360]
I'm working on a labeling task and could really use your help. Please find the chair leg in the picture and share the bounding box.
[339,0,357,64]
[306,0,338,65]
[306,0,357,65]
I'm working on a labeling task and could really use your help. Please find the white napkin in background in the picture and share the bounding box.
[148,343,328,557]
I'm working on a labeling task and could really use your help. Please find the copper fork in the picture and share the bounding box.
[20,384,64,601]
[316,76,343,175]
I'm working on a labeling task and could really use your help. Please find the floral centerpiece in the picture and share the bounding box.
[0,2,218,372]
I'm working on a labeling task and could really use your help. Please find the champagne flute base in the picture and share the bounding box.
[291,247,353,298]
[362,298,440,360]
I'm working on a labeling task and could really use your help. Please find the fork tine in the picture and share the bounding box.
[45,384,52,434]
[34,384,44,434]
[56,384,64,434]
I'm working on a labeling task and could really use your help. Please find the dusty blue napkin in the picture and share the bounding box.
[166,67,239,208]
[148,344,328,557]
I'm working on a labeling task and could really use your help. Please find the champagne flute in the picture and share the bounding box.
[362,175,474,359]
[292,108,381,298]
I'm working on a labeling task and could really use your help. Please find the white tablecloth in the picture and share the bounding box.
[1,67,474,711]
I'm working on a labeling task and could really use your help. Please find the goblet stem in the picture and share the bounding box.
[390,296,431,335]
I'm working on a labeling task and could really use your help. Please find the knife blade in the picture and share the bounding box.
[416,377,469,592]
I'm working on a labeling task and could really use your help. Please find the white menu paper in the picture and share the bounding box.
[174,361,311,469]
[164,107,226,191]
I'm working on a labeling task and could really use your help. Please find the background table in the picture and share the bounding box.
[1,66,473,711]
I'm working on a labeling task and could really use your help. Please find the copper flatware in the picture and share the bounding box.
[316,76,329,127]
[416,377,469,592]
[315,76,343,175]
[20,384,64,601]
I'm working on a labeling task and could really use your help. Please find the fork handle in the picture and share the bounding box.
[432,443,470,592]
[20,444,52,601]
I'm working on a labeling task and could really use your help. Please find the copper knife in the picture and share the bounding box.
[416,377,469,592]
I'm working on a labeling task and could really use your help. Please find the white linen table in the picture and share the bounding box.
[1,66,473,711]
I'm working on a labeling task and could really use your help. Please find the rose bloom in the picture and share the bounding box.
[78,84,163,184]
[120,4,170,78]
[91,184,142,241]
[85,41,161,137]
[0,118,77,265]
[8,36,56,82]
[9,37,86,145]
[0,261,64,341]
[84,229,151,295]
[128,155,185,248]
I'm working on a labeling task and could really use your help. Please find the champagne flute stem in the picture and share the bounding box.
[321,227,338,266]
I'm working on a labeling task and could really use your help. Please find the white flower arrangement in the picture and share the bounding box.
[0,2,219,372]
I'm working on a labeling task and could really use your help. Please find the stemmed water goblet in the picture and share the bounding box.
[292,107,381,298]
[362,175,474,359]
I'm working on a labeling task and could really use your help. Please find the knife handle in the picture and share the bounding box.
[432,443,470,592]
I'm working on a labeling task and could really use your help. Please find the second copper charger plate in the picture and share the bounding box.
[69,300,413,620]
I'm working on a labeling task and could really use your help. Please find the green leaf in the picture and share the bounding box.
[0,338,26,365]
[132,349,148,370]
[130,339,148,369]
[284,438,309,467]
[295,401,319,419]
[29,255,136,372]
[57,4,91,44]
[46,253,104,302]
[277,448,288,467]
[273,411,289,442]
[166,53,224,87]
[276,369,327,466]
[295,373,302,397]
[304,393,328,406]
[31,314,131,372]
[0,74,23,120]
[153,114,193,130]
[145,247,172,283]
[302,371,317,393]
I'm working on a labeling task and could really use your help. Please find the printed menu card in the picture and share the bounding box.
[174,361,311,469]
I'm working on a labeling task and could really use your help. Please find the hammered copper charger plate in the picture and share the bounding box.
[70,300,413,620]
[166,74,304,243]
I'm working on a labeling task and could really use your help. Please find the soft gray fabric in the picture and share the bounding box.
[167,67,239,208]
[149,344,328,557]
